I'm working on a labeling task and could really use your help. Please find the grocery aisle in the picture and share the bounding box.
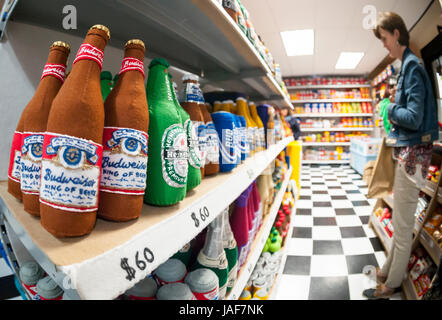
[275,164,402,300]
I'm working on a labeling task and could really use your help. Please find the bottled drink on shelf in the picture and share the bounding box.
[39,25,110,237]
[185,268,219,300]
[211,111,237,172]
[36,276,64,300]
[220,207,238,294]
[18,41,70,216]
[236,97,257,156]
[125,276,157,300]
[213,100,222,113]
[19,261,45,299]
[154,258,187,286]
[98,39,148,222]
[200,104,220,176]
[232,115,242,165]
[156,282,195,300]
[193,215,229,299]
[237,115,249,162]
[181,74,207,179]
[172,242,192,268]
[249,102,265,151]
[170,75,201,192]
[100,71,113,101]
[144,58,188,206]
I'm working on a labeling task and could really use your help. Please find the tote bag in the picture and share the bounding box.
[367,137,395,198]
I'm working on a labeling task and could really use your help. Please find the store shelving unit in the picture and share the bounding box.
[369,213,392,254]
[302,160,350,165]
[295,113,373,118]
[9,0,292,108]
[287,84,371,90]
[292,98,372,104]
[301,128,373,132]
[0,137,294,300]
[225,166,293,300]
[302,142,351,147]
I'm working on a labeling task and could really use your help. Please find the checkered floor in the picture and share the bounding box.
[275,164,402,300]
[0,256,22,300]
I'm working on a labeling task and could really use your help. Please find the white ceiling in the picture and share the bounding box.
[241,0,433,77]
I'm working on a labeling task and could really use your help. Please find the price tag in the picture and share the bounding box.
[246,168,254,180]
[120,246,155,281]
[189,206,211,229]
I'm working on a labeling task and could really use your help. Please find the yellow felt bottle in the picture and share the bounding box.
[236,97,257,156]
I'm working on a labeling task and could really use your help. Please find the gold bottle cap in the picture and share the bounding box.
[125,39,145,49]
[51,41,70,52]
[89,24,111,40]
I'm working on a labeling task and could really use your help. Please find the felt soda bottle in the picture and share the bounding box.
[210,112,237,172]
[221,207,238,294]
[193,215,229,299]
[236,97,257,156]
[39,25,110,237]
[144,58,188,206]
[200,104,220,176]
[98,39,149,222]
[180,75,207,179]
[18,41,70,216]
[249,102,265,151]
[230,186,252,267]
[169,74,201,192]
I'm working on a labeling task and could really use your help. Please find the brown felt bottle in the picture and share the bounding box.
[200,104,219,176]
[8,111,25,201]
[20,41,70,217]
[98,39,149,222]
[39,25,110,237]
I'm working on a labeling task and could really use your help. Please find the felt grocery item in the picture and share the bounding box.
[237,115,249,162]
[169,74,201,192]
[98,40,148,222]
[172,242,193,268]
[180,75,207,179]
[144,58,187,206]
[367,137,395,199]
[232,115,242,165]
[249,102,265,151]
[20,41,70,216]
[211,111,237,172]
[200,104,220,175]
[380,98,392,135]
[230,186,252,267]
[39,25,110,237]
[221,208,238,293]
[193,215,228,299]
[236,97,257,156]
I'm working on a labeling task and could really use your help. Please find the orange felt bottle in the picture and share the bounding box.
[98,39,149,222]
[20,42,70,217]
[39,25,110,237]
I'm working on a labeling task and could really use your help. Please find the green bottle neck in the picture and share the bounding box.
[147,65,173,105]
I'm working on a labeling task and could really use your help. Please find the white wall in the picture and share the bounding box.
[0,21,188,180]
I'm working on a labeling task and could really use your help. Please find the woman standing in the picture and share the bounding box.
[364,11,439,299]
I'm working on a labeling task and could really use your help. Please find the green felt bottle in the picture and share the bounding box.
[144,58,187,206]
[221,208,238,293]
[168,74,201,191]
[100,71,113,101]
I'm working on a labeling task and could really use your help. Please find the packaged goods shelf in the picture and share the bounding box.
[9,0,292,108]
[383,194,394,210]
[302,160,350,164]
[294,113,373,118]
[0,137,294,300]
[287,84,371,90]
[419,228,441,267]
[268,207,296,300]
[225,166,292,300]
[422,180,438,197]
[292,99,372,104]
[301,128,374,132]
[302,142,351,147]
[369,214,392,254]
[438,187,442,205]
[402,274,420,300]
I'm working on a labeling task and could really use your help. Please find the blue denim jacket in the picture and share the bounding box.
[386,47,439,146]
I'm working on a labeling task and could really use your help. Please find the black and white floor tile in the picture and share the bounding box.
[0,255,22,300]
[276,164,402,300]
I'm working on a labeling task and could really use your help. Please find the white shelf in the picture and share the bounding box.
[0,137,294,300]
[292,99,372,103]
[225,166,293,300]
[370,214,392,254]
[302,142,351,147]
[419,228,441,267]
[301,127,374,132]
[302,160,350,164]
[287,84,371,90]
[294,113,373,118]
[10,0,292,108]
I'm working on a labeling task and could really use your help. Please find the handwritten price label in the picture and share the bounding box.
[120,247,155,281]
[246,168,255,179]
[190,206,210,229]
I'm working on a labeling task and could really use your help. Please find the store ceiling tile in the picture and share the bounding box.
[241,0,433,76]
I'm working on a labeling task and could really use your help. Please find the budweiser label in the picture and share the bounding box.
[220,129,236,164]
[20,132,44,194]
[205,122,220,164]
[40,132,103,212]
[73,43,104,69]
[196,121,207,167]
[183,83,200,103]
[8,131,23,182]
[161,124,188,188]
[184,119,201,169]
[119,57,145,78]
[41,64,66,83]
[100,127,148,195]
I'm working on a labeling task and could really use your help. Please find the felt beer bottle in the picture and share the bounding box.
[169,73,201,192]
[20,41,70,217]
[200,104,219,176]
[98,39,149,222]
[8,114,24,201]
[220,207,238,294]
[236,97,257,156]
[249,102,265,151]
[180,75,207,179]
[144,58,188,206]
[39,25,110,237]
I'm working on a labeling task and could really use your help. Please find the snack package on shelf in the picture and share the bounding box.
[408,246,438,297]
